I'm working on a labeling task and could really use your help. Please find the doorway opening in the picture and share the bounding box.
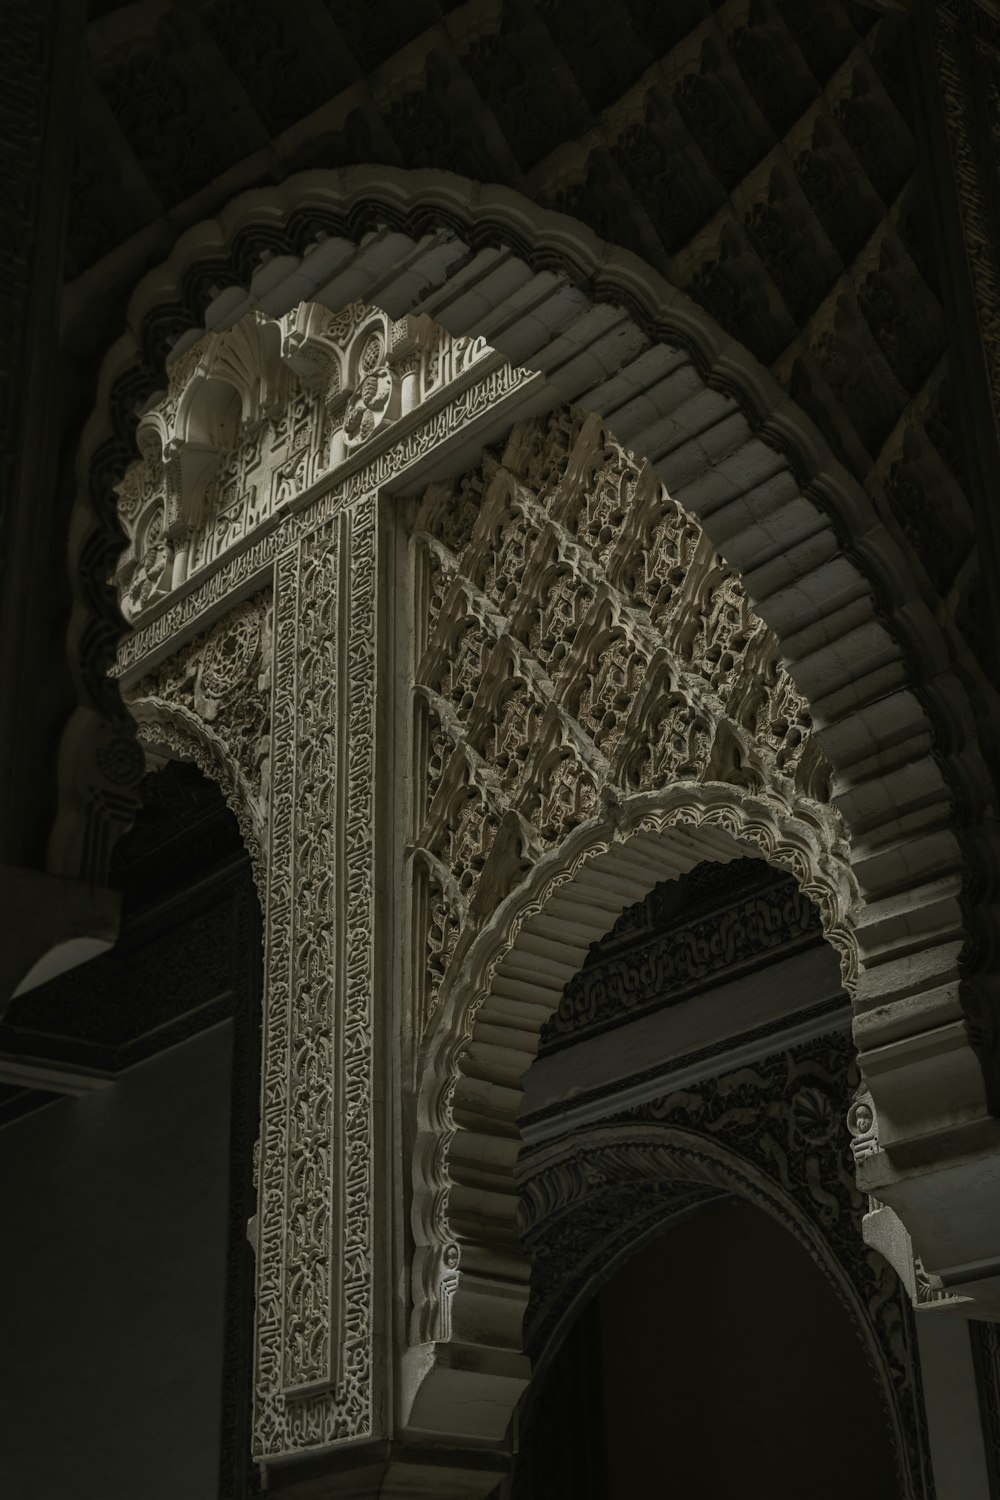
[508,1195,901,1500]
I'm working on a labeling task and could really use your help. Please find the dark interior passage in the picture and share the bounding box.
[511,1196,900,1499]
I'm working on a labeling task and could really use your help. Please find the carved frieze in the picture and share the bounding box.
[111,301,503,626]
[539,858,824,1050]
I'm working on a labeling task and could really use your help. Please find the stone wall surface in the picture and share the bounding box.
[0,1023,233,1499]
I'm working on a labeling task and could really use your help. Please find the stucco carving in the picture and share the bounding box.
[407,405,839,1038]
[110,302,546,1461]
[112,302,507,629]
[124,591,273,882]
[61,183,1000,1381]
[516,1029,934,1499]
[539,859,824,1049]
[403,410,870,1390]
[104,279,1000,1471]
[250,507,378,1445]
[408,408,839,1037]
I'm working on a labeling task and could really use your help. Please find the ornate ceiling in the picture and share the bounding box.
[63,0,972,656]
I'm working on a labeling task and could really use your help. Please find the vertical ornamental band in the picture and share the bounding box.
[254,496,377,1455]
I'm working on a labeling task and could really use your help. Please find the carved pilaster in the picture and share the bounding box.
[253,500,379,1452]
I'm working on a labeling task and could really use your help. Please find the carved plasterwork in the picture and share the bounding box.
[111,302,546,1463]
[111,301,502,627]
[405,410,864,1374]
[250,506,379,1445]
[123,592,273,883]
[539,859,824,1049]
[407,408,837,1044]
[108,293,961,1468]
[63,187,1000,1402]
[516,1029,934,1500]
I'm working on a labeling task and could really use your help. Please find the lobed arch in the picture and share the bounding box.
[122,591,273,893]
[406,790,857,1441]
[404,410,856,1369]
[65,165,1000,1467]
[65,171,989,1074]
[393,397,964,1446]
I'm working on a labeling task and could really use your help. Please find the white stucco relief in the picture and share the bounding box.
[109,294,980,1468]
[113,300,547,1459]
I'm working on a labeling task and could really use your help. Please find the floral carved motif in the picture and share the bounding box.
[408,409,834,1037]
[252,504,378,1451]
[516,1030,933,1500]
[111,301,852,1463]
[111,300,505,626]
[111,301,550,1462]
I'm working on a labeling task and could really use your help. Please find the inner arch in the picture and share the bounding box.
[433,804,849,1257]
[507,1196,901,1500]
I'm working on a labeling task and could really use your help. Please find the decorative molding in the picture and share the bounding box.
[111,302,509,632]
[539,858,824,1050]
[62,186,988,1221]
[404,409,862,1358]
[100,291,1000,1467]
[63,171,983,928]
[110,337,539,685]
[250,507,377,1451]
[522,993,851,1142]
